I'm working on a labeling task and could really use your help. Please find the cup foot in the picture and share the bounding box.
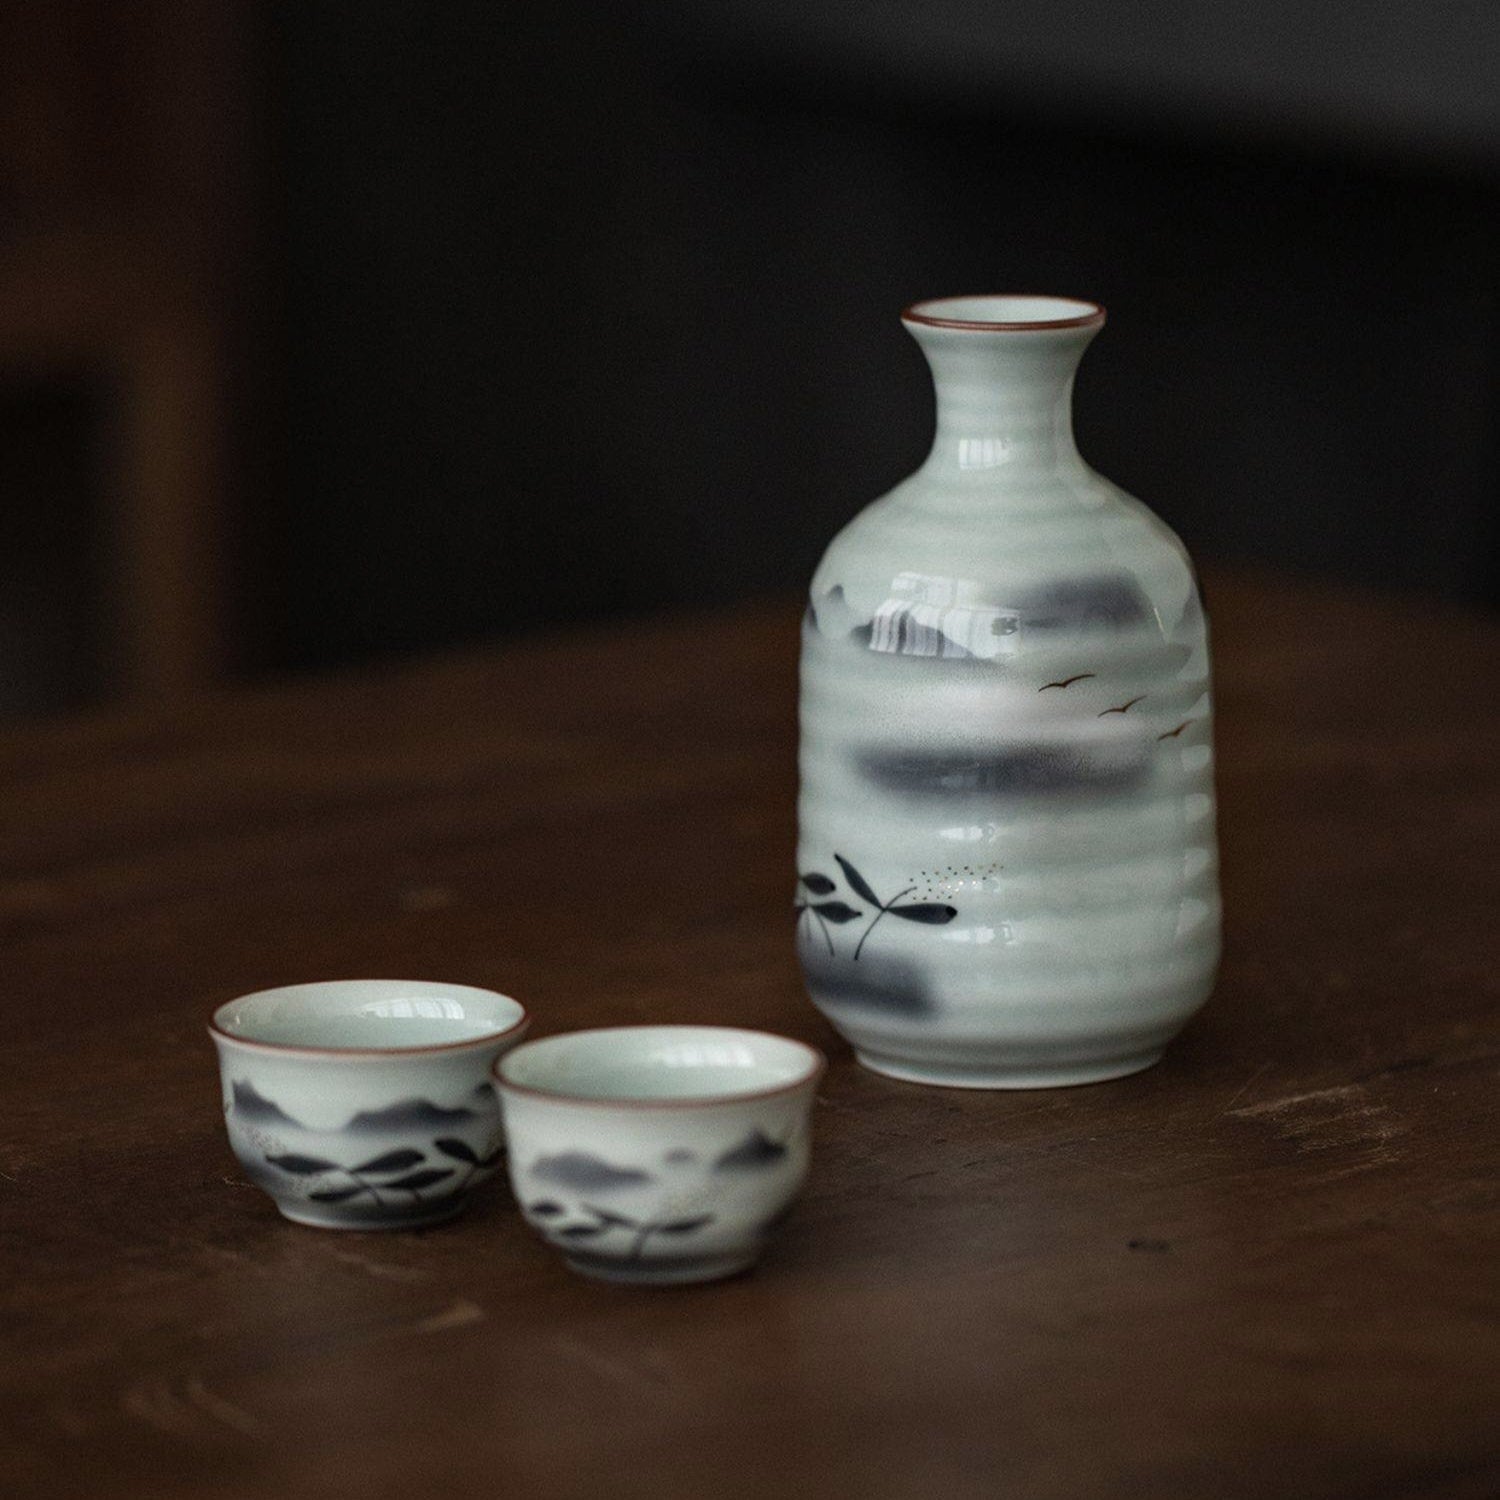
[563,1249,759,1286]
[854,1049,1165,1090]
[276,1198,467,1231]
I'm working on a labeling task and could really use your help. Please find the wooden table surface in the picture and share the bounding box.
[2,570,1497,1500]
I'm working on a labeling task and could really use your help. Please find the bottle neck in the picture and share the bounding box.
[908,321,1097,478]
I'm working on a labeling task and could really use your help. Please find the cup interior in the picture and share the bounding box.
[496,1026,824,1104]
[211,980,527,1052]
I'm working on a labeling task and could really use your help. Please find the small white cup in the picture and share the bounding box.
[493,1025,826,1284]
[210,979,529,1229]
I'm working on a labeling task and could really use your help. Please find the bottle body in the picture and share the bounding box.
[796,298,1219,1087]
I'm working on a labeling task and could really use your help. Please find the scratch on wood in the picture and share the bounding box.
[122,1375,263,1440]
[326,1246,431,1284]
[555,1335,671,1394]
[186,1377,263,1438]
[413,1299,485,1334]
[122,1378,196,1437]
[1231,1083,1405,1154]
[1233,1084,1362,1115]
[1304,1161,1390,1185]
[1220,1063,1271,1114]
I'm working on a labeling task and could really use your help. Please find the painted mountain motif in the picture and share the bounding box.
[714,1130,788,1172]
[230,1079,305,1127]
[529,1152,655,1191]
[343,1098,482,1133]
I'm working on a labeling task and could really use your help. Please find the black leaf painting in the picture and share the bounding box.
[714,1130,788,1172]
[834,854,881,908]
[891,903,958,924]
[352,1149,425,1175]
[260,1131,500,1211]
[384,1169,455,1194]
[795,872,864,956]
[309,1186,364,1204]
[434,1138,505,1174]
[538,1200,718,1262]
[797,854,958,960]
[811,901,860,923]
[658,1217,713,1235]
[265,1153,338,1175]
[580,1205,635,1228]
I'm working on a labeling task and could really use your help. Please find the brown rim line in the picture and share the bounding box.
[901,293,1106,333]
[207,993,531,1061]
[493,1027,828,1111]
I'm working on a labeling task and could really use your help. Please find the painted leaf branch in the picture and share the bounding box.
[796,857,957,959]
[384,1169,455,1196]
[835,854,957,960]
[813,901,861,922]
[434,1136,504,1188]
[833,854,880,907]
[531,1201,718,1262]
[353,1149,424,1174]
[266,1136,497,1206]
[794,871,863,955]
[265,1153,336,1175]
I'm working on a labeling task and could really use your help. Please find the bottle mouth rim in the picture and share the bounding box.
[902,294,1106,332]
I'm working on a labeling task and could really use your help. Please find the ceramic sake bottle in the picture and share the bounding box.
[796,295,1219,1088]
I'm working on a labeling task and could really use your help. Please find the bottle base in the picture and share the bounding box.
[854,1048,1165,1090]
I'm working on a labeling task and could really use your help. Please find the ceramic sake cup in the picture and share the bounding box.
[210,979,529,1229]
[494,1026,826,1285]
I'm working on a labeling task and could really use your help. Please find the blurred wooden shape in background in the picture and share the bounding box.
[0,1,260,709]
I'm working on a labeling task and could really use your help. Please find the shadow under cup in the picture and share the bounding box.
[210,980,529,1229]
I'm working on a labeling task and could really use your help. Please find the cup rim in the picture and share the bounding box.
[901,292,1106,332]
[492,1025,827,1110]
[207,978,530,1060]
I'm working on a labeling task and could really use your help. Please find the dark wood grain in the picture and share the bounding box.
[1,570,1497,1499]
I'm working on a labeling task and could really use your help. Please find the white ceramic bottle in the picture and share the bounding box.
[797,295,1219,1088]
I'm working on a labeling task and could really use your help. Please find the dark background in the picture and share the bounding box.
[2,1,1497,716]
